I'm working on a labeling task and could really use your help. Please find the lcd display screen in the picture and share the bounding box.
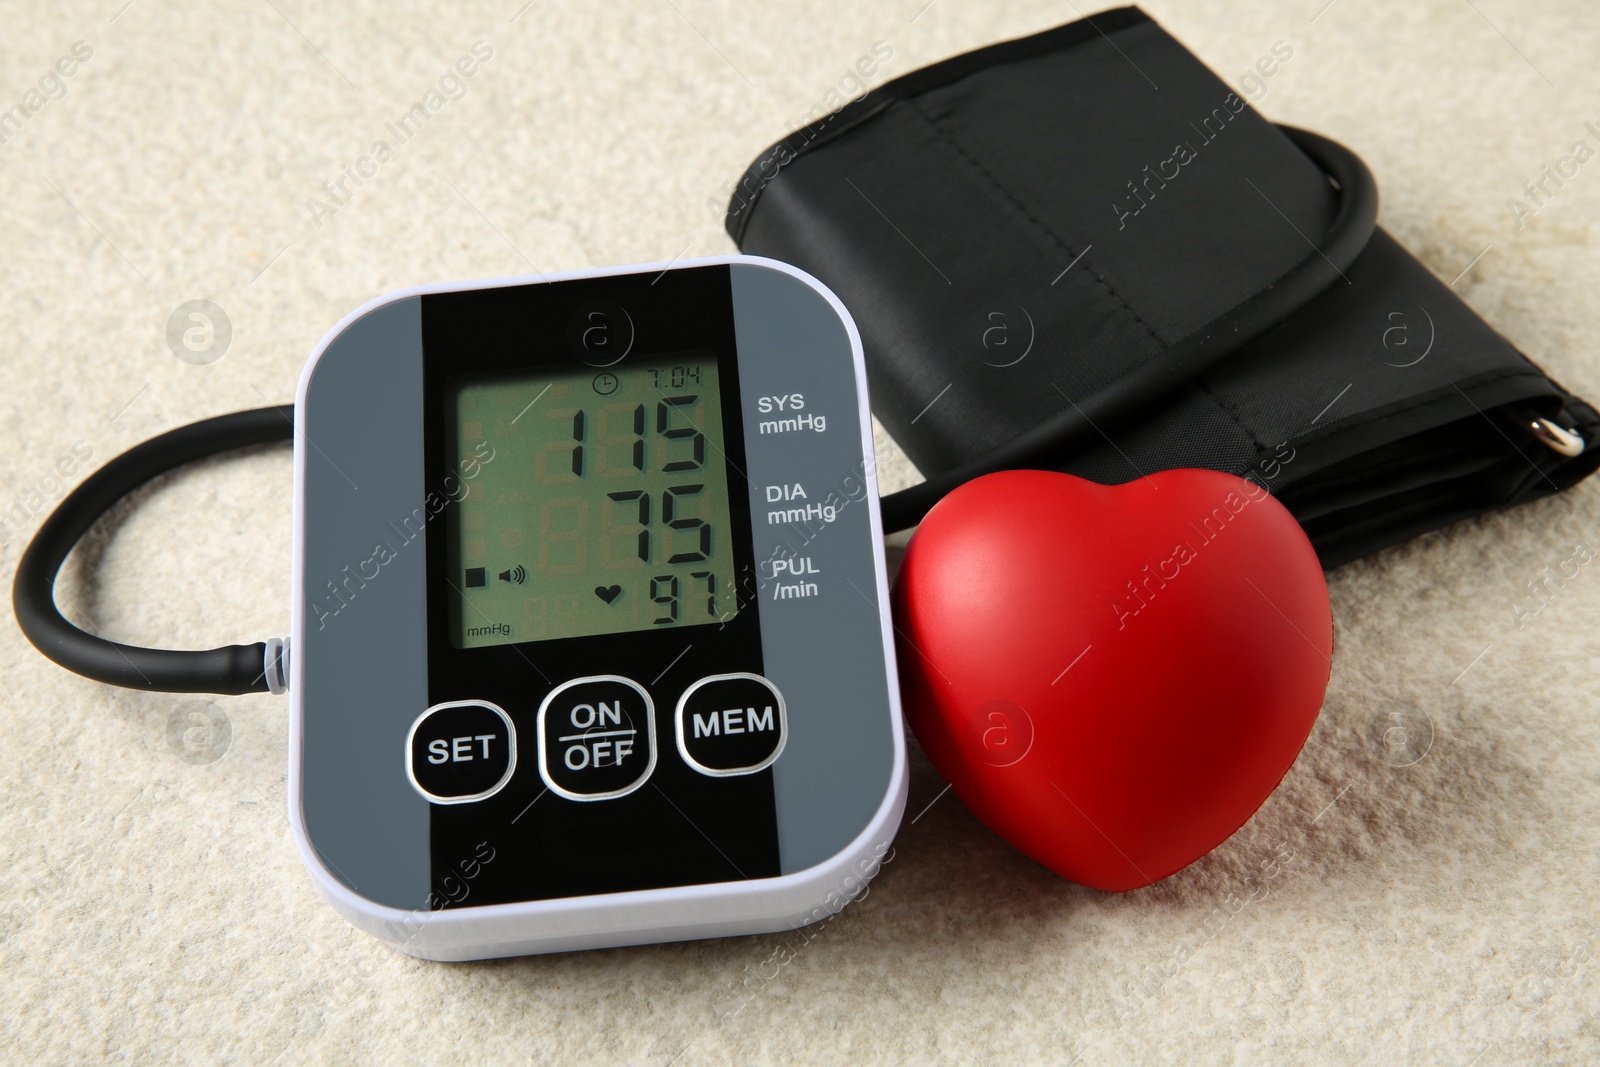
[447,354,741,648]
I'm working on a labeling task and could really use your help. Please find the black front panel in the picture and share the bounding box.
[420,266,780,907]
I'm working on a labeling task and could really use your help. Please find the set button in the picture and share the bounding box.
[674,673,787,777]
[536,675,657,801]
[406,700,517,804]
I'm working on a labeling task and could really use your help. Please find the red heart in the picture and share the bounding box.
[893,469,1330,891]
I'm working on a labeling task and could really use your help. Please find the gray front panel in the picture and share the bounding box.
[299,297,432,909]
[731,264,898,874]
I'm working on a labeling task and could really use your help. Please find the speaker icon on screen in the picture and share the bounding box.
[499,565,526,585]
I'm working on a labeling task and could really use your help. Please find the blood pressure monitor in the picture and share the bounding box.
[289,257,906,960]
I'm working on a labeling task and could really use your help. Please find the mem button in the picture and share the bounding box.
[675,673,787,777]
[536,676,657,801]
[406,700,517,804]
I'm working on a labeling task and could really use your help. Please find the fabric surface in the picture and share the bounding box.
[2,1,1598,1063]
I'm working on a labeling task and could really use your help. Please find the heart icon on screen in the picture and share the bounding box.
[595,585,622,605]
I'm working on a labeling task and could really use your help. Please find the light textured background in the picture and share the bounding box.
[2,1,1598,1063]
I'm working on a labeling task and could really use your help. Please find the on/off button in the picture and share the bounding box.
[536,676,658,801]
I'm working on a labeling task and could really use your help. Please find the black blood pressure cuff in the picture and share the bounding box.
[724,7,1600,567]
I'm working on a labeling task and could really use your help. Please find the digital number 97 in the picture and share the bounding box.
[651,571,717,625]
